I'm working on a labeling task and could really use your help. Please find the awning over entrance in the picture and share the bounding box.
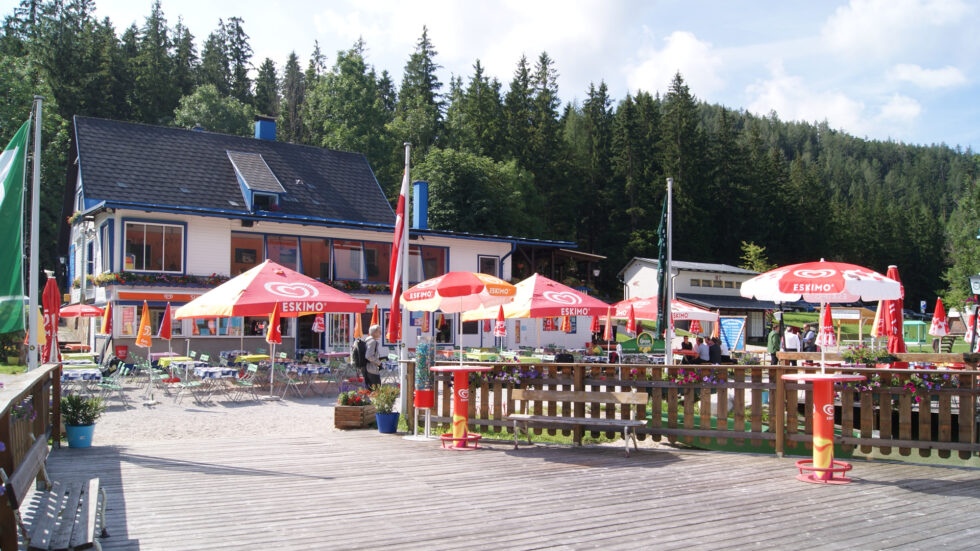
[677,293,789,311]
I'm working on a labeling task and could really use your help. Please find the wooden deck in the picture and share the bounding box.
[37,431,980,550]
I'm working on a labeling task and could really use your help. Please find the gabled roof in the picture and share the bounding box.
[73,116,394,226]
[620,257,757,277]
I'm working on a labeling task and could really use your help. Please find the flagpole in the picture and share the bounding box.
[26,96,42,370]
[665,177,673,359]
[399,142,411,414]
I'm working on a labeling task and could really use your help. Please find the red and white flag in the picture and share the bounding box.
[386,167,409,343]
[158,302,172,340]
[266,303,282,344]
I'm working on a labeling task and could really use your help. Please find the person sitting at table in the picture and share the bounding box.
[680,336,694,364]
[363,324,383,389]
[718,337,732,364]
[695,337,710,364]
[708,337,722,364]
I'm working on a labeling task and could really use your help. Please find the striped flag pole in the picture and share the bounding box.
[388,143,411,411]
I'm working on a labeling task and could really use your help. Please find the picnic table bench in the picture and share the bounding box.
[0,434,107,550]
[507,389,648,457]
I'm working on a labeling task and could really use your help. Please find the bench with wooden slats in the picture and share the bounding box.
[0,435,106,550]
[507,389,649,457]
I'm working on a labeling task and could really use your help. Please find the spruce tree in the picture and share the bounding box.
[198,21,230,95]
[132,0,177,124]
[278,51,305,143]
[253,57,279,116]
[389,26,443,163]
[171,16,196,98]
[503,55,533,165]
[225,16,252,104]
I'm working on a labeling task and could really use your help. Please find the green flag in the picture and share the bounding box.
[0,120,30,334]
[654,199,669,337]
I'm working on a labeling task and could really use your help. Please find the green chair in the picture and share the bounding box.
[98,366,130,407]
[232,364,260,402]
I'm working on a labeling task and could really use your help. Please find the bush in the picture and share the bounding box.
[61,394,106,426]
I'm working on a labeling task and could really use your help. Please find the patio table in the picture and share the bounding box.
[235,354,270,364]
[782,373,865,484]
[464,351,500,362]
[158,356,192,368]
[150,352,180,361]
[62,367,102,396]
[430,364,494,449]
[62,352,95,362]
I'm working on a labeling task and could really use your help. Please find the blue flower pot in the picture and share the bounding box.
[375,412,400,434]
[65,424,95,448]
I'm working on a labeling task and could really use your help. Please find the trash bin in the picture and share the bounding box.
[114,345,128,361]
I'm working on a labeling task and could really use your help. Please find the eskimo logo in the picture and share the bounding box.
[543,291,581,305]
[794,269,836,279]
[264,282,318,298]
[457,388,469,400]
[821,403,834,418]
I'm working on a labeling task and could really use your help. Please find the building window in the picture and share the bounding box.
[701,279,712,288]
[462,320,479,335]
[333,240,363,280]
[414,246,447,282]
[329,314,351,346]
[252,192,277,211]
[363,241,392,283]
[231,232,264,275]
[267,236,298,269]
[735,281,742,289]
[85,241,95,277]
[691,279,701,287]
[724,281,735,289]
[713,280,724,288]
[301,238,331,280]
[124,221,184,273]
[100,225,111,273]
[478,255,499,276]
[151,307,184,337]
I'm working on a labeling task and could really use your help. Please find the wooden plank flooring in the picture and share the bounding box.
[34,432,980,550]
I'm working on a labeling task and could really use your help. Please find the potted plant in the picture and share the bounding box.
[60,393,106,448]
[1,332,21,365]
[334,389,376,429]
[371,384,401,434]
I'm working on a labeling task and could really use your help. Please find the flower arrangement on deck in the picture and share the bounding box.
[668,368,724,386]
[81,272,230,288]
[337,389,372,406]
[838,370,961,403]
[840,344,897,367]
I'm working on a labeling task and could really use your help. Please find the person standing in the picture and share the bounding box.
[767,325,781,365]
[363,324,383,389]
[802,323,817,352]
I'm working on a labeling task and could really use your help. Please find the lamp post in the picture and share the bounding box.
[968,275,980,354]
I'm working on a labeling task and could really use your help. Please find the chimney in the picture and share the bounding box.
[411,181,428,230]
[254,115,276,141]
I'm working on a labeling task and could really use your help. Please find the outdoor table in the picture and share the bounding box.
[235,354,270,364]
[782,372,866,484]
[318,351,348,361]
[63,344,91,352]
[62,352,95,362]
[672,349,699,357]
[532,354,556,362]
[430,364,494,449]
[150,352,180,361]
[464,351,499,362]
[219,350,249,362]
[193,366,238,379]
[158,356,192,368]
[62,359,97,367]
[62,368,102,381]
[171,360,209,383]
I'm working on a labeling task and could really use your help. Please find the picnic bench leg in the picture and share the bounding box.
[513,420,519,449]
[623,426,630,457]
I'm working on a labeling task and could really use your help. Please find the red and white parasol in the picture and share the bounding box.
[689,320,703,335]
[741,259,901,371]
[928,298,949,337]
[611,296,718,322]
[493,306,506,338]
[626,304,637,335]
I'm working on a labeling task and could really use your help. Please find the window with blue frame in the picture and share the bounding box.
[124,221,184,273]
[333,240,363,280]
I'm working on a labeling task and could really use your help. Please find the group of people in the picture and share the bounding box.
[767,323,818,364]
[679,335,730,364]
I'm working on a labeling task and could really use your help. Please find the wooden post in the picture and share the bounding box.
[0,409,15,551]
[52,365,62,447]
[573,365,585,445]
[773,366,785,457]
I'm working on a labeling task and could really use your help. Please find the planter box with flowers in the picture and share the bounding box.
[335,390,376,429]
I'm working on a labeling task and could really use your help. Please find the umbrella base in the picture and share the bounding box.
[260,395,281,402]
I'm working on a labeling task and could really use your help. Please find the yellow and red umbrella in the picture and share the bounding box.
[101,302,112,334]
[689,320,703,335]
[560,315,571,333]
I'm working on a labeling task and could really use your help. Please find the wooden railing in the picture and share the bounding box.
[403,360,980,459]
[0,363,62,550]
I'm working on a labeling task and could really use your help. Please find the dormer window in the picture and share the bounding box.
[252,192,278,211]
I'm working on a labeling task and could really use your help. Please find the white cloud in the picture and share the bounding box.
[746,62,866,132]
[878,93,922,122]
[624,31,724,97]
[822,0,972,58]
[889,64,967,88]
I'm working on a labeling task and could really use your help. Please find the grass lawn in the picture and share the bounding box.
[0,363,27,374]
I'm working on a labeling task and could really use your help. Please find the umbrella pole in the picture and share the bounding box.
[820,302,826,375]
[270,342,276,397]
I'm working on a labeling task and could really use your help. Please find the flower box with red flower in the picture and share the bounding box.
[335,390,376,429]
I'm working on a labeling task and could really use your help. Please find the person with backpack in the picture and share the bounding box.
[359,324,383,389]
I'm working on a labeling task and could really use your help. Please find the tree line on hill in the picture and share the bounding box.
[1,0,979,309]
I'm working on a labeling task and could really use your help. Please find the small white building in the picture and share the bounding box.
[619,258,782,342]
[62,116,596,358]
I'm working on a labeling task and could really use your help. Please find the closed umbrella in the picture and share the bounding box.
[101,302,112,334]
[882,265,906,355]
[589,315,600,334]
[928,298,949,337]
[370,304,379,328]
[560,315,571,333]
[626,304,637,336]
[353,312,363,339]
[41,277,60,363]
[312,313,326,352]
[494,306,506,338]
[815,304,836,349]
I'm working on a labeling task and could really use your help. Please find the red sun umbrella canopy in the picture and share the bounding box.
[461,273,607,320]
[175,260,366,318]
[611,296,719,322]
[689,320,703,335]
[740,259,901,303]
[401,271,516,313]
[59,303,104,317]
[928,298,949,337]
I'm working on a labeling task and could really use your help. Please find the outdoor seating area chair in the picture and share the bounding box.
[274,364,305,399]
[97,365,130,407]
[232,364,260,401]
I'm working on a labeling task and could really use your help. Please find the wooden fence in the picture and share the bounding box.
[0,363,62,551]
[403,360,979,459]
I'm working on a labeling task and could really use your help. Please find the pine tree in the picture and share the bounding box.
[503,55,533,165]
[389,26,443,163]
[305,40,325,86]
[377,69,397,115]
[171,16,196,98]
[253,57,278,116]
[460,60,505,158]
[528,52,565,237]
[278,51,305,143]
[198,21,230,95]
[580,81,613,252]
[224,16,252,104]
[132,0,177,124]
[659,73,707,257]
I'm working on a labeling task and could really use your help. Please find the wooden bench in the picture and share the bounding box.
[507,389,648,457]
[0,435,107,550]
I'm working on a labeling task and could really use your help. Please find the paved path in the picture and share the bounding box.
[38,431,980,550]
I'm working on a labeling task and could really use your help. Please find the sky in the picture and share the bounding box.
[4,0,978,149]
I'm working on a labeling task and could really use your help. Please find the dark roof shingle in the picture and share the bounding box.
[74,116,394,226]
